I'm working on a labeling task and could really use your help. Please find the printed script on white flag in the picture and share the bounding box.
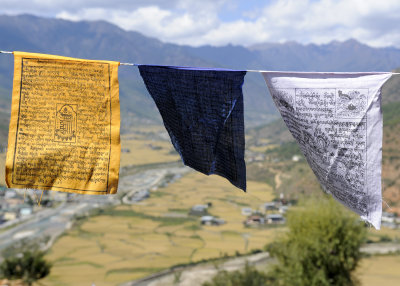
[261,72,392,229]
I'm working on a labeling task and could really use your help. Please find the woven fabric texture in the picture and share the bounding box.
[139,65,247,191]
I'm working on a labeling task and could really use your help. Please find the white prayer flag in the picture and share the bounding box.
[262,72,392,229]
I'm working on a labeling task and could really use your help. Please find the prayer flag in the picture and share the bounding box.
[139,65,247,191]
[262,72,392,229]
[6,52,121,195]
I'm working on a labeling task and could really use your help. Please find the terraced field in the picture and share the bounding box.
[3,122,400,286]
[359,255,400,286]
[44,173,279,286]
[119,131,180,168]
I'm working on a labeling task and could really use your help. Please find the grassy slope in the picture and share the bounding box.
[0,78,11,149]
[382,68,400,104]
[382,102,400,211]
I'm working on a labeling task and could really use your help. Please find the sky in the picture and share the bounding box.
[2,0,400,48]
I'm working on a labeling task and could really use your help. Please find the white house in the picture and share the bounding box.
[241,207,253,216]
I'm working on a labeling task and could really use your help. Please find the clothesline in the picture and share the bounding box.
[2,50,400,74]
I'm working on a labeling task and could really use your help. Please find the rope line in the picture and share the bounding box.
[1,50,399,74]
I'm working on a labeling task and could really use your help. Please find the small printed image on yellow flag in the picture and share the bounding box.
[6,52,121,195]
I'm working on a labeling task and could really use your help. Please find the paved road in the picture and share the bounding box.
[121,242,400,286]
[0,166,189,257]
[0,199,116,254]
[361,243,400,254]
[0,202,67,252]
[120,252,273,286]
[121,167,189,204]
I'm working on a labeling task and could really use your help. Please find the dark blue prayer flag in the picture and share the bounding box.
[138,65,247,191]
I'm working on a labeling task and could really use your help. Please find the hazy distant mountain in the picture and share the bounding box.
[1,14,400,138]
[248,40,400,72]
[0,15,211,65]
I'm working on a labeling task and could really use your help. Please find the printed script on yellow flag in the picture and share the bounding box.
[6,52,121,195]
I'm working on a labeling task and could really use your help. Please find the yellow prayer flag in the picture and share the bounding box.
[6,52,121,195]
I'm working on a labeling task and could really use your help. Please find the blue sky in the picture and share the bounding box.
[2,0,400,48]
[217,0,262,22]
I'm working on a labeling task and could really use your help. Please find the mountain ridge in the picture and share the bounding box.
[1,14,400,135]
[3,14,400,70]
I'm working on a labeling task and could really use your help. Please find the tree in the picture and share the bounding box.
[1,238,41,259]
[0,251,52,286]
[203,263,270,286]
[266,197,366,286]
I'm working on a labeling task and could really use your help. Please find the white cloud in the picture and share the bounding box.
[4,0,400,47]
[57,6,220,43]
[256,0,400,47]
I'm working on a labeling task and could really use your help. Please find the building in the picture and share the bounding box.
[381,212,396,223]
[190,204,209,216]
[266,214,285,224]
[241,207,253,216]
[244,215,265,227]
[4,190,17,199]
[19,205,33,217]
[200,216,225,226]
[292,155,301,162]
[3,210,18,221]
[262,202,278,212]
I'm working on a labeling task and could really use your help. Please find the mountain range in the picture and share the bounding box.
[1,14,400,137]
